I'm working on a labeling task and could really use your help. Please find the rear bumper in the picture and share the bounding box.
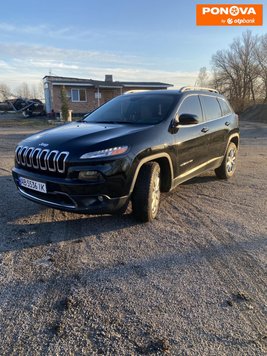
[12,167,129,214]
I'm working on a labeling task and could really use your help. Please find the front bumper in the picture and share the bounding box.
[12,167,130,214]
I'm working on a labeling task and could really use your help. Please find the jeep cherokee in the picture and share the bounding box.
[12,87,239,222]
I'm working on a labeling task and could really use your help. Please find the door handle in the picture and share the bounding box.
[201,127,209,133]
[225,121,230,126]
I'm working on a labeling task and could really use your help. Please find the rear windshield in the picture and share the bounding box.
[83,93,180,124]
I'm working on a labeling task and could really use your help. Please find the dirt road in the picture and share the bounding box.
[0,120,266,355]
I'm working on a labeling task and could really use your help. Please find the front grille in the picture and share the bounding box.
[15,146,69,174]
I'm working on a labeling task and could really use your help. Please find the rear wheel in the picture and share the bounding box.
[215,142,238,179]
[132,162,161,222]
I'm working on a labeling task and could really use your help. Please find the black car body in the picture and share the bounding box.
[12,88,239,221]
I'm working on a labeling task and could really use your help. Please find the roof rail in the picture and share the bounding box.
[180,86,219,94]
[123,89,149,95]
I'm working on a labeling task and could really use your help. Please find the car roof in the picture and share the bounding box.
[124,88,225,98]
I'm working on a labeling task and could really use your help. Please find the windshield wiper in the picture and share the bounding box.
[92,121,125,124]
[83,120,148,125]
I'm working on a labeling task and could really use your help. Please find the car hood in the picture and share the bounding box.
[20,121,152,153]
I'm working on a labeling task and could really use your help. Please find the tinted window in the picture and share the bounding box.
[84,94,180,124]
[200,95,222,121]
[178,95,203,122]
[218,98,232,116]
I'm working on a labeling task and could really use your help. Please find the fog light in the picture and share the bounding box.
[78,170,100,181]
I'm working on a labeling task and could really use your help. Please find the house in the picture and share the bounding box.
[43,75,173,116]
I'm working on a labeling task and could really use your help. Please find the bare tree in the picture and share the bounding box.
[37,81,44,100]
[30,82,44,100]
[254,34,267,103]
[195,67,210,87]
[0,83,12,101]
[31,84,38,99]
[15,82,31,98]
[1,81,44,101]
[211,31,259,112]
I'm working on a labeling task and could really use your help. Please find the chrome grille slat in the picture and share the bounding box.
[47,150,59,172]
[26,147,35,167]
[20,146,29,166]
[32,148,42,169]
[15,146,69,174]
[39,149,50,170]
[56,152,69,173]
[15,146,23,164]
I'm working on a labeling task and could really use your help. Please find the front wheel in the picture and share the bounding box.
[215,142,238,179]
[131,162,161,222]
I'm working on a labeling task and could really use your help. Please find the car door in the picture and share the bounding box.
[172,94,210,177]
[199,95,229,160]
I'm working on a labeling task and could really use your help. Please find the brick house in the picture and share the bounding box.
[43,75,173,116]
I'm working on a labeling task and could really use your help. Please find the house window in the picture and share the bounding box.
[71,89,87,102]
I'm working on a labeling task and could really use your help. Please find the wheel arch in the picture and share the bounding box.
[228,133,240,149]
[129,153,174,194]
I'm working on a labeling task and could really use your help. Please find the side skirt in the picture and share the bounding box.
[171,156,223,190]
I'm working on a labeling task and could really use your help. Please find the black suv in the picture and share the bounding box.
[12,87,239,222]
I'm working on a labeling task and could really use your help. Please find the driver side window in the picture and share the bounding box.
[178,95,203,122]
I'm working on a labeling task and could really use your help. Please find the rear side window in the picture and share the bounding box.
[218,98,232,116]
[178,95,203,122]
[200,95,222,121]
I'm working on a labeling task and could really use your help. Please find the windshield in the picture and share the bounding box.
[83,93,180,124]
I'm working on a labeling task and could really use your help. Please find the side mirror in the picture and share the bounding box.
[168,114,180,133]
[179,113,199,125]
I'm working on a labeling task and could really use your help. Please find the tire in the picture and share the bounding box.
[215,142,238,179]
[131,162,161,222]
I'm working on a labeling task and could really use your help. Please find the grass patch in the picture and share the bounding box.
[0,115,53,130]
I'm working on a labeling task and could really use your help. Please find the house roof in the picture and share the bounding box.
[43,75,173,89]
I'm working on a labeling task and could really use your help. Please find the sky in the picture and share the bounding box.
[0,0,266,91]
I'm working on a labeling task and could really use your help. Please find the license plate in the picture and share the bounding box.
[19,177,47,193]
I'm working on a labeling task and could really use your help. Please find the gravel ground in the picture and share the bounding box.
[0,119,266,355]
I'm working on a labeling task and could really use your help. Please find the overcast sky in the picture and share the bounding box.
[0,0,265,90]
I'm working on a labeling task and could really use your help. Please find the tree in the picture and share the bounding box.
[31,82,44,100]
[0,83,12,101]
[60,86,69,121]
[16,82,31,98]
[254,34,267,103]
[211,31,260,112]
[195,67,209,87]
[0,82,44,101]
[31,84,38,99]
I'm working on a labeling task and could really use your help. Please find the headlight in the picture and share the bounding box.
[80,146,128,159]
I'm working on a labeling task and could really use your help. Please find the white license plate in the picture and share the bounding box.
[19,177,47,193]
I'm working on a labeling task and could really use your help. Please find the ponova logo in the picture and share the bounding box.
[202,5,256,16]
[196,4,263,26]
